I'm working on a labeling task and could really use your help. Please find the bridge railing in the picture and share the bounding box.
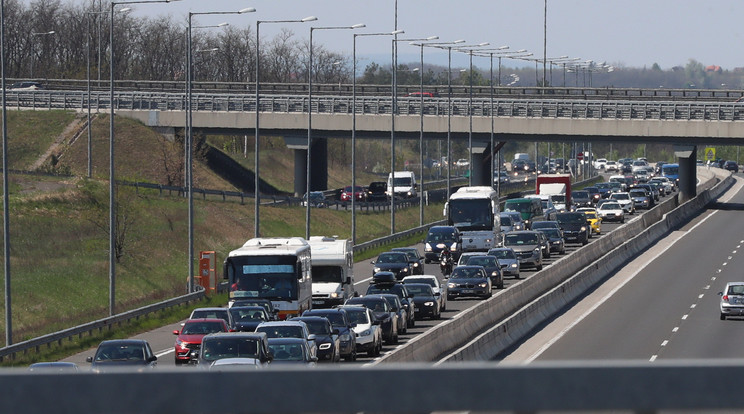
[8,90,744,121]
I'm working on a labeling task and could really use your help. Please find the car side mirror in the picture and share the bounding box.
[409,294,415,298]
[310,356,319,363]
[173,330,180,335]
[345,277,352,285]
[372,319,381,325]
[350,323,357,328]
[307,334,316,341]
[332,329,340,335]
[148,355,158,363]
[86,356,93,363]
[718,292,723,296]
[370,260,376,265]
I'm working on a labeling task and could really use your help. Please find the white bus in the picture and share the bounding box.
[224,237,312,320]
[443,186,501,252]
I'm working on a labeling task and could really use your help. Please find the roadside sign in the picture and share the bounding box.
[577,152,584,161]
[705,147,716,161]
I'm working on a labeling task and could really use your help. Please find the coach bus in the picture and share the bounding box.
[224,237,312,320]
[443,186,501,252]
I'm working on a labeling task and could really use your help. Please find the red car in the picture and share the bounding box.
[340,186,365,202]
[173,318,230,365]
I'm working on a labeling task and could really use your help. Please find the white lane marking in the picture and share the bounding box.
[650,355,658,362]
[723,263,728,266]
[690,304,697,309]
[355,276,373,286]
[672,327,679,333]
[156,348,175,358]
[682,314,689,320]
[521,207,720,363]
[699,294,705,299]
[733,250,738,254]
[661,340,668,347]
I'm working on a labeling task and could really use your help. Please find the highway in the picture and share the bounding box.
[63,214,631,368]
[501,175,744,363]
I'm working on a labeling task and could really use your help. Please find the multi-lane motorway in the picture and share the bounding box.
[502,175,744,363]
[62,212,631,367]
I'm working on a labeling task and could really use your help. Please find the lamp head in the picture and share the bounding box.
[351,24,366,29]
[238,8,256,14]
[301,16,318,22]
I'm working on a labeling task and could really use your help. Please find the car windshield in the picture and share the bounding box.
[612,193,630,200]
[344,309,370,325]
[727,285,744,295]
[556,214,585,224]
[600,203,621,210]
[256,325,304,339]
[584,212,598,219]
[466,256,497,267]
[376,252,408,263]
[228,308,267,323]
[347,298,387,312]
[541,229,562,238]
[94,343,145,362]
[504,200,532,213]
[629,190,646,197]
[393,249,417,261]
[450,267,484,279]
[182,321,227,335]
[269,343,305,361]
[308,312,345,327]
[573,191,589,199]
[300,319,331,335]
[551,195,566,203]
[367,284,405,300]
[404,284,433,296]
[191,310,229,324]
[312,265,344,284]
[426,229,457,244]
[202,338,259,361]
[489,249,515,259]
[405,277,436,287]
[504,233,538,245]
[499,215,513,226]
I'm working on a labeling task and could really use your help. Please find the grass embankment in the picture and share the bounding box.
[0,110,444,365]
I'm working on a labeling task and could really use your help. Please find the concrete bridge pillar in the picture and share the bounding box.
[285,136,328,197]
[675,145,697,202]
[469,140,492,187]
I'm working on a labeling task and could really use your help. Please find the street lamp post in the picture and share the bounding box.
[2,0,10,346]
[351,30,402,245]
[456,43,489,186]
[306,23,364,240]
[30,30,55,79]
[391,35,437,231]
[255,16,317,238]
[187,9,252,293]
[109,0,180,316]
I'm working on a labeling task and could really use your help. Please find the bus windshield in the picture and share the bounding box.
[448,199,493,231]
[311,265,343,284]
[504,200,532,213]
[228,256,298,301]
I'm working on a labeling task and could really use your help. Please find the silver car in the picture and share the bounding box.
[487,247,520,279]
[719,282,744,320]
[502,231,544,271]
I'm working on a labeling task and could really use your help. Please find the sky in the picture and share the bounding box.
[58,1,744,71]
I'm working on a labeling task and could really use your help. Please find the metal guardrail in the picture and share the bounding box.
[9,90,744,122]
[36,77,744,101]
[0,288,205,362]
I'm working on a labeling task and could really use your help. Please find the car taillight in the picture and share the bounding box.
[723,295,729,302]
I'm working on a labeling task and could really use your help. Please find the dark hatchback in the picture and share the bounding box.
[392,247,425,275]
[724,160,739,173]
[366,181,388,202]
[365,281,416,329]
[229,306,270,332]
[403,283,441,320]
[345,296,398,344]
[572,190,592,209]
[372,251,414,280]
[465,255,504,289]
[424,225,462,263]
[446,266,492,300]
[87,339,157,372]
[555,212,589,245]
[301,308,357,361]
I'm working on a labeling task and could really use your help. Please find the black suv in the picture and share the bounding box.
[391,247,424,275]
[365,281,416,329]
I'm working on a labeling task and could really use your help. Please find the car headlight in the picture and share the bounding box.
[450,242,458,251]
[401,268,409,273]
[360,329,371,337]
[319,343,331,350]
[425,243,432,252]
[491,271,499,277]
[340,333,351,341]
[424,301,434,307]
[447,282,456,289]
[175,339,185,347]
[413,262,419,268]
[533,248,540,254]
[330,292,339,298]
[478,282,488,288]
[407,191,412,196]
[374,267,381,273]
[510,263,518,268]
[581,226,586,232]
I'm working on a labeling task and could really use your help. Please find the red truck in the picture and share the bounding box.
[535,174,572,211]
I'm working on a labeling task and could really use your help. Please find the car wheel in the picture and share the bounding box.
[175,358,184,366]
[721,314,726,321]
[447,295,455,301]
[344,350,356,362]
[536,263,543,271]
[621,218,625,223]
[545,250,551,259]
[408,316,415,328]
[582,238,588,246]
[498,280,505,289]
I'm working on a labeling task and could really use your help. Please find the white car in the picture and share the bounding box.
[604,160,618,172]
[720,282,744,320]
[596,201,625,223]
[456,158,470,167]
[594,158,607,170]
[609,192,635,214]
[336,305,383,357]
[402,274,447,311]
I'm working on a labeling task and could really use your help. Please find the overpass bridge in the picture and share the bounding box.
[10,89,744,198]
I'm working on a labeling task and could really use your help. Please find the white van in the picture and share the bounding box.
[513,153,530,162]
[386,171,417,198]
[307,236,355,308]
